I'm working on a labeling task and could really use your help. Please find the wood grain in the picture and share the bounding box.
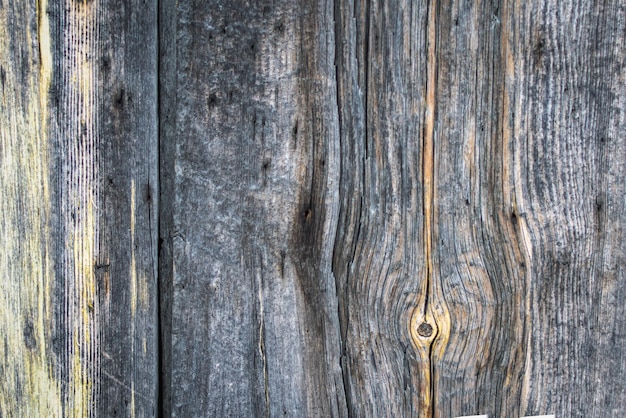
[2,0,624,416]
[162,0,626,416]
[161,0,346,416]
[0,1,60,414]
[332,0,434,416]
[0,0,158,416]
[92,0,159,415]
[508,1,626,416]
[332,0,625,416]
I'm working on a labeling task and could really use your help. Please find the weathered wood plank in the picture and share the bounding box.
[162,0,346,416]
[332,0,626,416]
[0,0,158,416]
[430,0,531,415]
[416,0,626,416]
[332,0,433,416]
[506,1,626,416]
[0,1,60,414]
[92,0,159,415]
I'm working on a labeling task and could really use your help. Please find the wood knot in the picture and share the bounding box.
[417,323,433,337]
[410,309,439,347]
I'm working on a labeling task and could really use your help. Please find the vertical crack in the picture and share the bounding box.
[423,1,438,416]
[156,0,174,415]
[363,0,370,161]
[155,0,163,413]
[409,0,442,416]
[422,0,438,318]
[332,0,353,416]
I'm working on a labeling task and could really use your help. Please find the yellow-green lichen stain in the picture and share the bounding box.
[0,0,61,415]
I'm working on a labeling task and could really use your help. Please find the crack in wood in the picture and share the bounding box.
[408,0,451,415]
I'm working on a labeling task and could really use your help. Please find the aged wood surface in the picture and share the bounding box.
[164,0,626,416]
[501,1,626,415]
[160,0,347,416]
[0,0,158,416]
[2,0,625,416]
[0,1,59,414]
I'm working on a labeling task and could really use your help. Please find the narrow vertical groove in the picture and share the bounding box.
[256,269,270,417]
[157,0,174,414]
[156,2,164,415]
[421,0,437,318]
[363,0,370,160]
[155,0,163,415]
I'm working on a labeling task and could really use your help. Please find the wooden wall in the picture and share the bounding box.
[1,0,624,416]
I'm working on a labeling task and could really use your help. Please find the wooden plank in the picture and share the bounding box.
[0,0,158,416]
[502,1,626,416]
[334,0,626,416]
[429,0,531,416]
[332,0,433,416]
[162,0,347,416]
[92,0,159,415]
[422,1,528,416]
[409,0,626,416]
[0,1,61,415]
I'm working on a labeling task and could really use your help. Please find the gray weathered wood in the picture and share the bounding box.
[91,1,159,415]
[2,0,624,416]
[160,0,347,416]
[500,1,626,415]
[0,0,158,415]
[164,0,626,416]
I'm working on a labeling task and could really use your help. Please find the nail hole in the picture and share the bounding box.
[23,320,36,349]
[144,183,152,202]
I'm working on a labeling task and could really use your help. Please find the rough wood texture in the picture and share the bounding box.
[160,0,346,415]
[0,0,158,416]
[2,0,625,416]
[0,1,59,414]
[504,1,626,416]
[91,1,159,415]
[164,0,625,416]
